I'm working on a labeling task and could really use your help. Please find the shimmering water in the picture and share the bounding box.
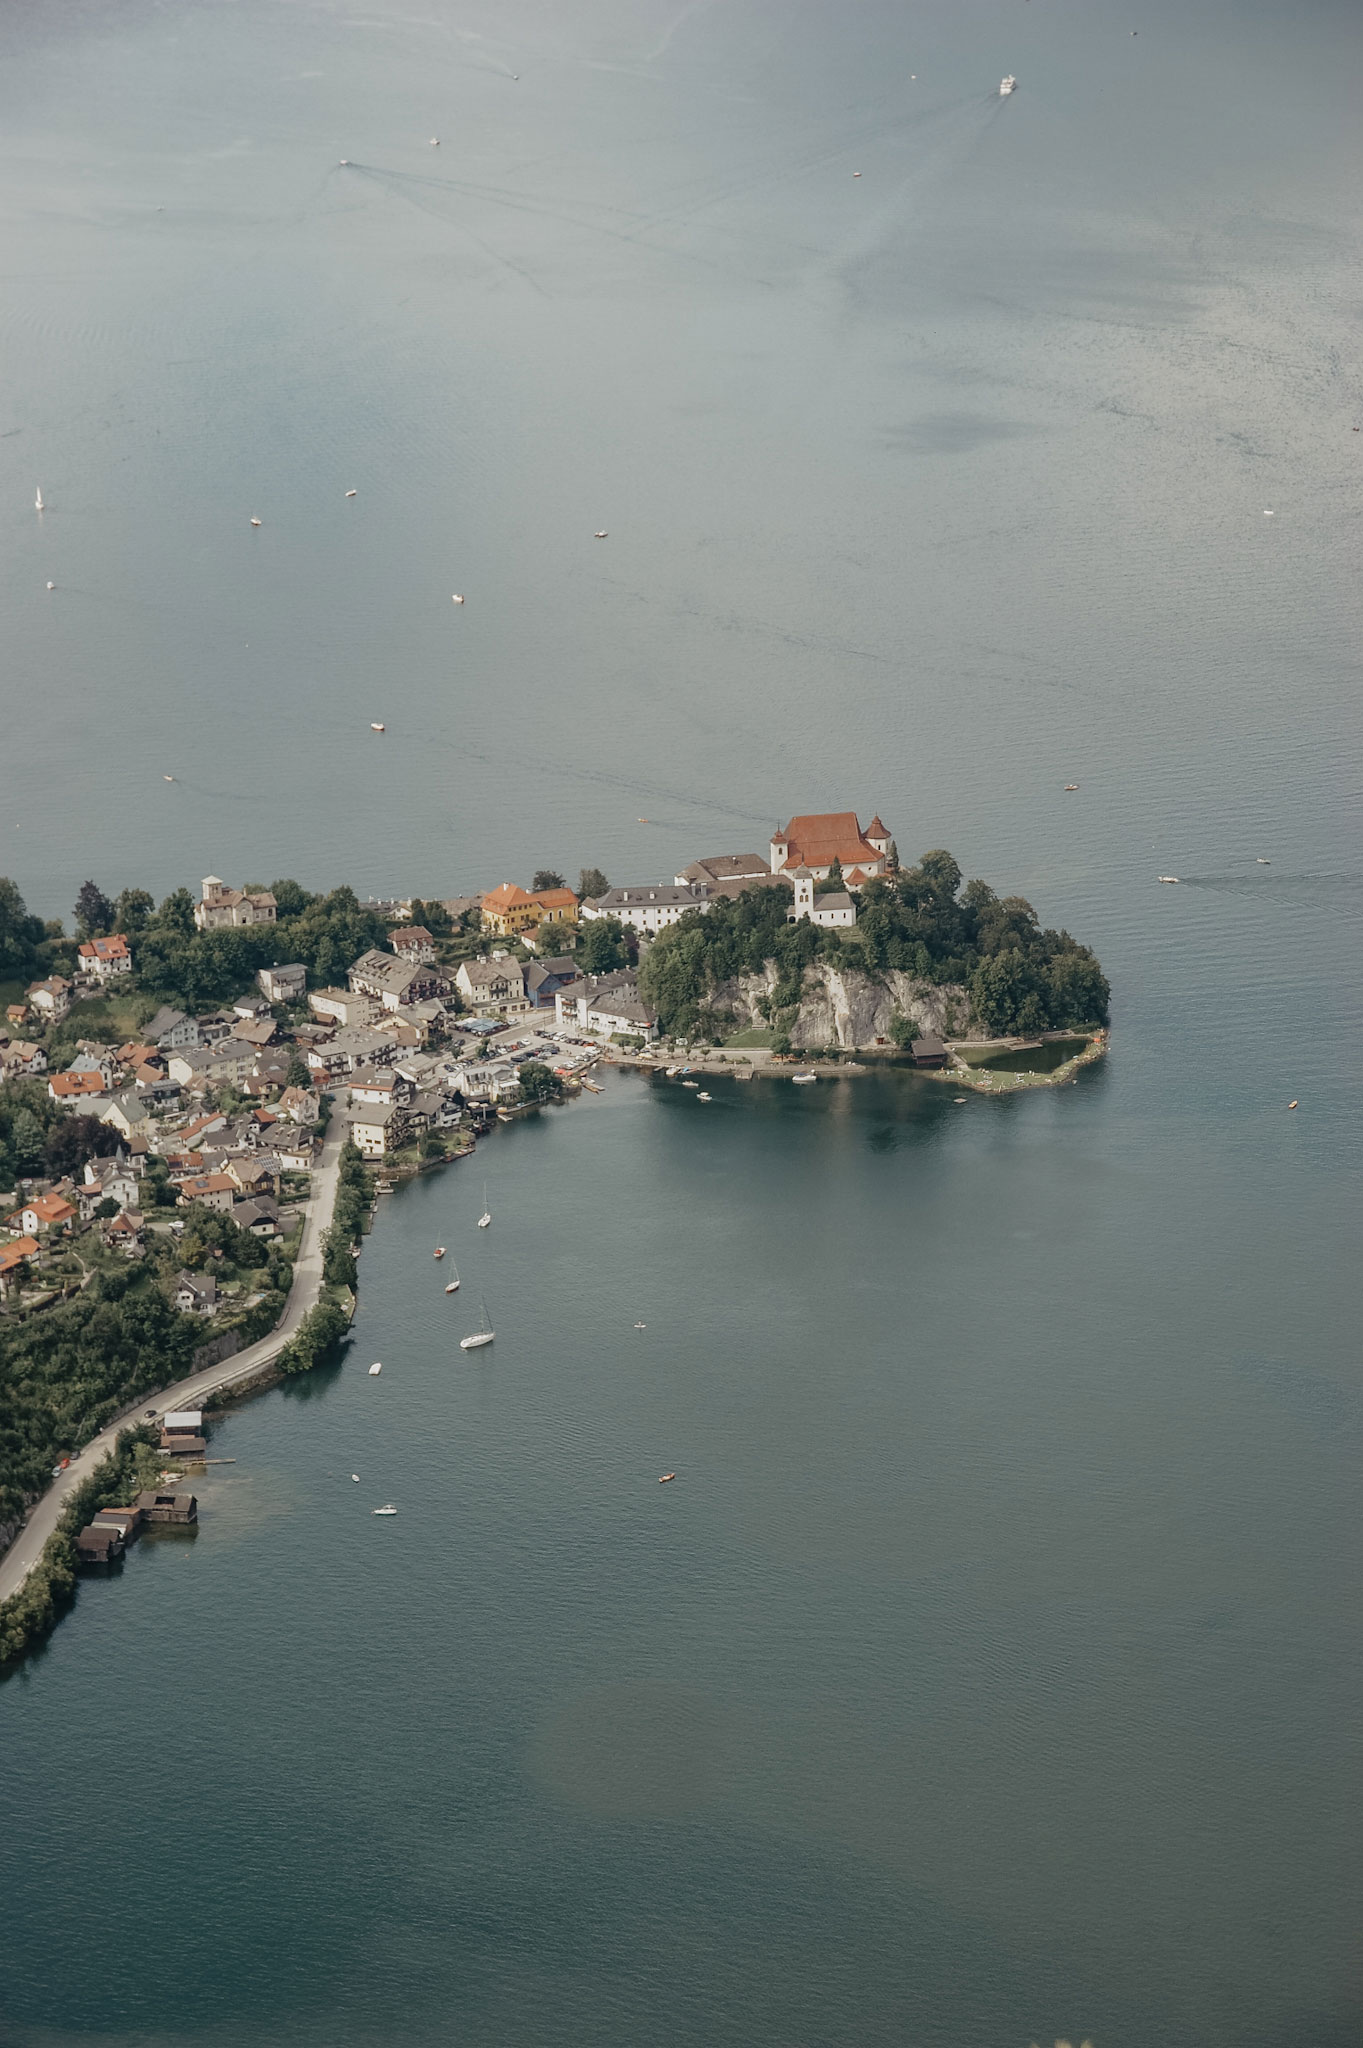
[2,0,1362,2042]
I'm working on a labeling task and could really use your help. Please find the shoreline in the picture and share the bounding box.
[607,1028,1108,1094]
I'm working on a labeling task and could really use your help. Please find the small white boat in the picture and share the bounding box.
[634,1322,646,1329]
[433,1245,445,1259]
[791,1072,818,1084]
[460,1295,495,1350]
[477,1181,491,1228]
[35,486,44,511]
[681,1079,698,1089]
[372,1504,398,1515]
[594,530,608,538]
[430,137,440,146]
[1000,74,1017,95]
[46,581,55,592]
[352,1473,360,1481]
[954,1096,968,1103]
[665,1065,679,1077]
[164,774,175,782]
[1256,857,1271,864]
[1064,783,1079,791]
[339,158,349,165]
[1158,875,1180,885]
[346,489,358,498]
[371,722,385,732]
[368,1361,383,1376]
[445,1261,460,1293]
[249,516,262,527]
[659,1472,676,1484]
[697,1091,712,1102]
[452,592,465,604]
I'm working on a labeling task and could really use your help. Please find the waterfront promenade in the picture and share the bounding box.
[0,1127,345,1604]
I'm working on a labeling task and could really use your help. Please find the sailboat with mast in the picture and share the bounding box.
[444,1261,460,1294]
[477,1181,491,1229]
[460,1296,495,1351]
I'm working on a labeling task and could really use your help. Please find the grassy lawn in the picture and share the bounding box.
[956,1036,1089,1073]
[724,1025,775,1049]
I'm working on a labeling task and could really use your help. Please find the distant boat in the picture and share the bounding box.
[433,1245,445,1259]
[1158,875,1180,885]
[163,774,175,782]
[460,1296,494,1350]
[681,1079,698,1089]
[371,722,385,732]
[1000,74,1017,94]
[477,1182,491,1228]
[346,489,357,498]
[791,1072,818,1084]
[35,487,43,511]
[368,1361,383,1376]
[444,1263,460,1293]
[430,137,440,146]
[1256,857,1271,864]
[658,1472,676,1484]
[372,1504,398,1515]
[339,158,349,165]
[452,593,465,604]
[697,1091,712,1101]
[46,581,55,592]
[594,530,608,538]
[954,1096,968,1103]
[634,1322,646,1329]
[352,1473,360,1481]
[249,516,262,527]
[1288,1100,1298,1109]
[1064,783,1079,791]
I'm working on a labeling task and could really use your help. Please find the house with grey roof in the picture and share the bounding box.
[580,883,710,936]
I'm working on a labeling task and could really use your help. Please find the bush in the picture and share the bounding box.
[276,1297,350,1376]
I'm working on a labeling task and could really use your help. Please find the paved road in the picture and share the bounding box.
[0,1126,345,1605]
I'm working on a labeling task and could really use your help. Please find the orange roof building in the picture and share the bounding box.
[482,883,579,936]
[77,934,132,977]
[769,812,893,881]
[7,1195,76,1234]
[48,1071,109,1101]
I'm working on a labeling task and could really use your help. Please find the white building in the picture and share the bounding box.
[580,882,709,936]
[787,871,856,929]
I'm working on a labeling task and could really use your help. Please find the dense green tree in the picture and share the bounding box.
[578,867,609,901]
[0,879,46,976]
[268,878,314,919]
[816,856,845,895]
[112,887,154,935]
[516,1060,561,1104]
[44,1115,122,1180]
[9,1108,46,1176]
[407,898,451,937]
[154,886,197,935]
[286,1050,311,1088]
[531,870,566,893]
[578,917,629,974]
[73,881,114,940]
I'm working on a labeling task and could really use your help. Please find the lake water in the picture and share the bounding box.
[2,1,1362,2043]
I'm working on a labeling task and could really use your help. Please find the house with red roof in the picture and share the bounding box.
[77,934,132,980]
[6,1194,76,1237]
[769,812,893,884]
[47,1070,109,1103]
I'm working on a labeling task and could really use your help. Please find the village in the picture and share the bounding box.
[0,812,918,1310]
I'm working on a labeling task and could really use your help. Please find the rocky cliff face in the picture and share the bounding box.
[712,963,981,1050]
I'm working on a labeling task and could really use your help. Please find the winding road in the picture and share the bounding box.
[0,1126,345,1604]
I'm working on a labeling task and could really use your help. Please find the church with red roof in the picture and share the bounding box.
[769,811,892,884]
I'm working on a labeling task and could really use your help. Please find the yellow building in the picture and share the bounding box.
[481,883,579,937]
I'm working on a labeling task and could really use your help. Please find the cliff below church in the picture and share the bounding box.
[710,962,985,1051]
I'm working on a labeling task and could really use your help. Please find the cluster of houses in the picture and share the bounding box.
[3,817,896,1236]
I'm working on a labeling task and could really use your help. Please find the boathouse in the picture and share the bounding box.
[75,1524,125,1565]
[909,1037,948,1067]
[135,1490,198,1525]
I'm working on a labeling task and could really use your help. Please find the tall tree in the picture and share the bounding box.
[578,917,629,974]
[578,867,609,901]
[154,887,196,935]
[0,878,45,973]
[74,881,114,939]
[113,887,154,935]
[532,870,566,893]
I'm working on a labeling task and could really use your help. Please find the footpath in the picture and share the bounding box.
[0,1127,345,1605]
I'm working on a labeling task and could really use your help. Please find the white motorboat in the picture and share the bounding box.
[460,1296,495,1351]
[697,1091,712,1102]
[433,1245,445,1259]
[368,1361,383,1376]
[452,592,465,604]
[791,1072,818,1084]
[371,722,385,732]
[681,1079,698,1089]
[372,1504,398,1515]
[1000,74,1017,95]
[346,489,357,498]
[1158,875,1180,885]
[249,516,262,527]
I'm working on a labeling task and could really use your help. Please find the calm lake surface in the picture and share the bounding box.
[2,1,1361,2043]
